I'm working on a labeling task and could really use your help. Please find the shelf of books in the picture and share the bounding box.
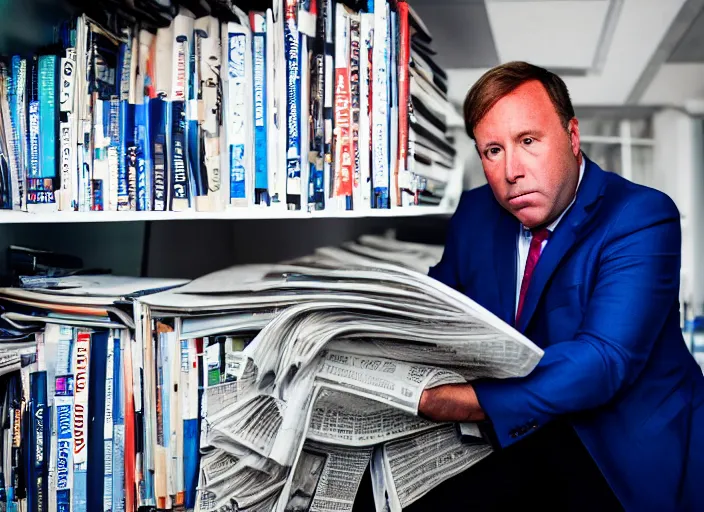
[0,0,462,223]
[0,203,454,223]
[0,1,470,509]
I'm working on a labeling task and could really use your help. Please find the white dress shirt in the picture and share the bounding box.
[515,157,585,314]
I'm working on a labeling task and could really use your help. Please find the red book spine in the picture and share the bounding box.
[123,337,137,512]
[396,1,410,206]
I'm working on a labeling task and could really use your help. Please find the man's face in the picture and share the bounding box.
[473,80,581,229]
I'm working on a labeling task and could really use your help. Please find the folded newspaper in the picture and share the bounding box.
[138,249,543,511]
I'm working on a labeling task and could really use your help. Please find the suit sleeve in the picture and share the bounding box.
[428,192,471,289]
[473,190,682,448]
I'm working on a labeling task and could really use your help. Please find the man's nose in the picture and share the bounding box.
[505,150,525,183]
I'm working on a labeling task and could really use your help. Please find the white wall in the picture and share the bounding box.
[652,109,704,316]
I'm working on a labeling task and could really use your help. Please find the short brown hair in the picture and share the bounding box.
[463,61,575,140]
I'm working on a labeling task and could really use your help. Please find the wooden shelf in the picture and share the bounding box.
[0,205,454,224]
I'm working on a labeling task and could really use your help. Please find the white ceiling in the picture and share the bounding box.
[486,0,610,70]
[431,0,704,108]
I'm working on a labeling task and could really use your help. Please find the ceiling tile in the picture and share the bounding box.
[486,0,610,69]
[640,63,704,104]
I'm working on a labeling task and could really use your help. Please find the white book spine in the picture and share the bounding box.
[224,22,252,208]
[72,330,90,512]
[276,0,288,207]
[170,327,184,504]
[299,34,310,211]
[16,58,28,211]
[53,326,73,512]
[171,14,194,212]
[197,17,224,211]
[48,400,57,512]
[265,8,278,205]
[372,2,390,198]
[0,75,19,211]
[103,336,114,512]
[322,0,334,209]
[112,336,125,512]
[389,11,399,208]
[59,118,74,211]
[59,50,76,113]
[359,14,373,209]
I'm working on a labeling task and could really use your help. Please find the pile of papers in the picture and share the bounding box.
[138,259,542,510]
[295,232,445,274]
[0,238,543,511]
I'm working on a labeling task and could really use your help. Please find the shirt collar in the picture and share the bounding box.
[521,156,585,237]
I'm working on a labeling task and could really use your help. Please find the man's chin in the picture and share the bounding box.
[512,208,548,229]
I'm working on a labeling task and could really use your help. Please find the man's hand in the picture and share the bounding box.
[418,383,486,423]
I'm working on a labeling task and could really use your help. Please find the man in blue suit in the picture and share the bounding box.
[417,61,704,511]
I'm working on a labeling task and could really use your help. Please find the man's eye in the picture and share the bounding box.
[523,137,534,145]
[486,147,501,156]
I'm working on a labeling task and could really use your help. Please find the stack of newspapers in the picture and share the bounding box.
[0,0,461,214]
[0,238,543,511]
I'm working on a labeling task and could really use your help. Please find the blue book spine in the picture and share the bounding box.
[86,332,107,512]
[38,56,57,179]
[7,374,21,512]
[285,2,302,205]
[171,99,189,206]
[150,98,168,211]
[134,101,151,211]
[188,29,205,198]
[12,57,27,208]
[28,57,39,181]
[30,371,49,512]
[117,43,131,211]
[183,419,198,509]
[55,397,72,512]
[122,102,136,211]
[28,100,40,179]
[308,2,326,211]
[252,20,268,195]
[73,472,86,512]
[172,34,190,207]
[227,31,247,203]
[117,100,132,210]
[9,57,22,205]
[112,337,125,512]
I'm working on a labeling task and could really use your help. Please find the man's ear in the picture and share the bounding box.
[568,117,581,157]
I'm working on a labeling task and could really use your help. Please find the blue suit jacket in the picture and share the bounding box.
[429,157,704,511]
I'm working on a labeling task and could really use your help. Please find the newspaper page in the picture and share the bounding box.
[371,425,493,511]
[315,350,466,415]
[198,448,286,511]
[307,384,438,446]
[283,441,372,512]
[207,394,285,457]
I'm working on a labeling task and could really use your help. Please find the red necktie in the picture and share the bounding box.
[515,228,551,325]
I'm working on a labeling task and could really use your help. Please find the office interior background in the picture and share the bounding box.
[1,0,704,369]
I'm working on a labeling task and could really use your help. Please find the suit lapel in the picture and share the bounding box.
[493,207,520,325]
[515,158,606,333]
